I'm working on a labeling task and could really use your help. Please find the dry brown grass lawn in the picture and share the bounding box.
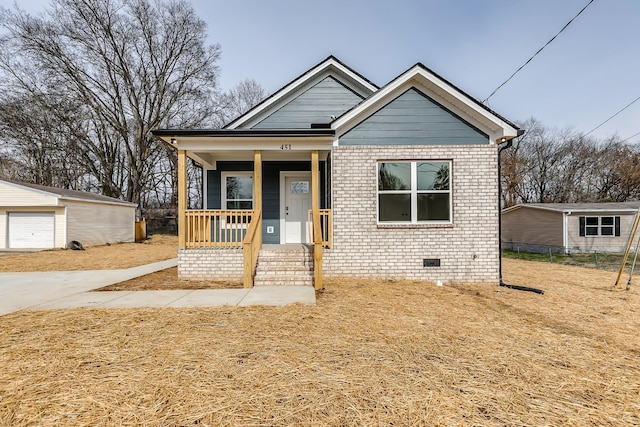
[98,267,242,291]
[0,234,177,272]
[1,258,639,426]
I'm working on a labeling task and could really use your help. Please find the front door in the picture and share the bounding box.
[284,174,312,243]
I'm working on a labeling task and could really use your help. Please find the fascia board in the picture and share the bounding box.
[176,136,334,151]
[501,205,524,214]
[59,196,137,208]
[411,68,520,138]
[502,205,564,214]
[563,209,640,214]
[505,204,640,215]
[226,58,378,130]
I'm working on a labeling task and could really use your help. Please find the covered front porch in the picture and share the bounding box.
[158,129,334,289]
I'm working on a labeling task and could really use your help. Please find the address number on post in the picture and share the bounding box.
[280,144,292,150]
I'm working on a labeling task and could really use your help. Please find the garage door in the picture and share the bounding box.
[8,212,55,249]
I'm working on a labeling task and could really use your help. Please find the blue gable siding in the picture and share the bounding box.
[339,88,488,146]
[207,161,326,244]
[253,76,364,129]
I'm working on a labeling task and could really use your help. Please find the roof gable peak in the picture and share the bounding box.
[332,61,520,143]
[225,56,378,129]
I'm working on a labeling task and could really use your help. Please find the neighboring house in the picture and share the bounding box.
[153,56,520,288]
[502,202,640,254]
[0,179,136,249]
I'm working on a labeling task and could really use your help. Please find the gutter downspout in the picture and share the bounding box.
[563,211,570,254]
[497,130,545,295]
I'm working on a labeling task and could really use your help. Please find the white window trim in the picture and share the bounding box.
[220,171,254,229]
[376,160,452,225]
[584,215,616,237]
[221,171,254,211]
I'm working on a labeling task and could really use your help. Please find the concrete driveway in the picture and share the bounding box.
[0,259,178,316]
[0,258,315,315]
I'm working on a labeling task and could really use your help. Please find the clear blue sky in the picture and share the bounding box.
[3,0,639,141]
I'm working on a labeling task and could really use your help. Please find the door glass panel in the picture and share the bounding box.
[291,181,309,194]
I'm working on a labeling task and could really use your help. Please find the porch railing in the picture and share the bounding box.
[308,209,332,248]
[184,209,255,248]
[243,210,262,288]
[183,209,261,288]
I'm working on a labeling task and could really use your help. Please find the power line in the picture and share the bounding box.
[583,95,640,137]
[620,130,640,143]
[483,0,596,103]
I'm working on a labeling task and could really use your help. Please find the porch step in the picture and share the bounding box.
[253,246,314,286]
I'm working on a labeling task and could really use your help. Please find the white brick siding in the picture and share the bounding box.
[178,248,243,281]
[323,145,499,284]
[178,144,500,284]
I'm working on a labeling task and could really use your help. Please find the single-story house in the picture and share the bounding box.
[0,179,137,249]
[152,55,521,288]
[502,202,640,254]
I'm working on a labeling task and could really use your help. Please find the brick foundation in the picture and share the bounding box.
[178,248,244,281]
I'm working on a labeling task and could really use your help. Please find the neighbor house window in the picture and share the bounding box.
[579,216,620,237]
[377,161,451,223]
[222,172,253,209]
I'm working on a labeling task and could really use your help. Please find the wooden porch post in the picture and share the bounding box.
[254,150,262,215]
[243,150,263,289]
[177,149,187,249]
[254,149,262,248]
[311,150,323,290]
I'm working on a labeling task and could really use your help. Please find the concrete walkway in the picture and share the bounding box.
[0,259,316,316]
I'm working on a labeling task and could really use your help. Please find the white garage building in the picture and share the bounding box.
[0,179,136,249]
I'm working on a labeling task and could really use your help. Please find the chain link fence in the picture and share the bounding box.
[502,242,637,272]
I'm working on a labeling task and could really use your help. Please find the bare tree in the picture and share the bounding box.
[592,138,640,202]
[216,78,266,126]
[0,92,89,188]
[0,0,221,205]
[501,118,640,207]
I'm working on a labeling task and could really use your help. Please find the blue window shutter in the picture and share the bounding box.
[615,216,621,236]
[579,216,585,237]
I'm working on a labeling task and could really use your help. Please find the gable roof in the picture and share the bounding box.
[1,179,137,207]
[153,55,522,150]
[338,87,490,146]
[332,62,521,143]
[225,55,379,129]
[503,202,640,214]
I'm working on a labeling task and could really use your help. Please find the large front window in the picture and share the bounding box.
[222,172,253,210]
[377,161,451,223]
